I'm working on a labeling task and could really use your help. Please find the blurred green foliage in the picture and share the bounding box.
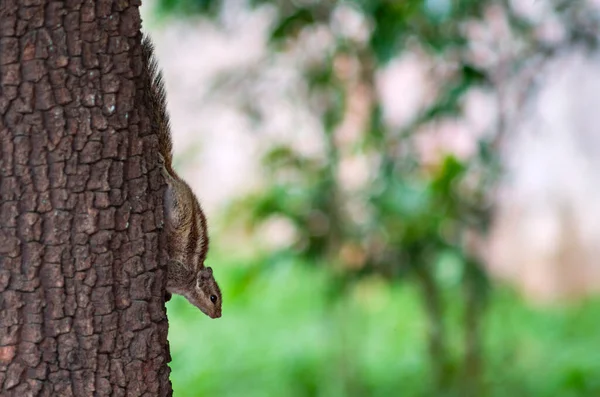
[167,251,600,397]
[152,0,600,395]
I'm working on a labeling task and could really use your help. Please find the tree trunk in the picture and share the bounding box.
[414,264,453,393]
[0,1,172,396]
[461,259,488,397]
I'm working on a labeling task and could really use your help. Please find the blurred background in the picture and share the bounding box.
[141,1,600,396]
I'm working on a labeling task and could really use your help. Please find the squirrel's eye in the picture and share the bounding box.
[210,295,217,303]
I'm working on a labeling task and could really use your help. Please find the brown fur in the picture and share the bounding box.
[141,34,222,319]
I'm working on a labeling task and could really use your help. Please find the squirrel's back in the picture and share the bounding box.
[140,33,210,268]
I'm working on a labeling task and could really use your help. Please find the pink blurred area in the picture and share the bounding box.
[142,0,600,304]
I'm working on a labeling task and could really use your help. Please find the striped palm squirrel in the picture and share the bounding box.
[141,34,222,319]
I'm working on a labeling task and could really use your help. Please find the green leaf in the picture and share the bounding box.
[430,155,466,197]
[270,8,316,43]
[155,0,220,17]
[369,3,407,64]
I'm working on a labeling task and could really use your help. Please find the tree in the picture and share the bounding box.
[0,0,172,395]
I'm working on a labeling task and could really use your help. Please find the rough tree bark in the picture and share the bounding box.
[0,0,172,396]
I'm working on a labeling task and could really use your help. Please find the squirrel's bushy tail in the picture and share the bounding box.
[141,34,175,175]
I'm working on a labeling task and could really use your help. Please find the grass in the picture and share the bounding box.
[166,253,600,397]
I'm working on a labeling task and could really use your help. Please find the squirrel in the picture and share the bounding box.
[140,34,222,319]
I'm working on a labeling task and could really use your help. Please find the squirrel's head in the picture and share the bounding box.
[188,267,222,319]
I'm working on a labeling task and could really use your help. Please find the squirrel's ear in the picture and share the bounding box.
[199,268,211,280]
[206,267,213,274]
